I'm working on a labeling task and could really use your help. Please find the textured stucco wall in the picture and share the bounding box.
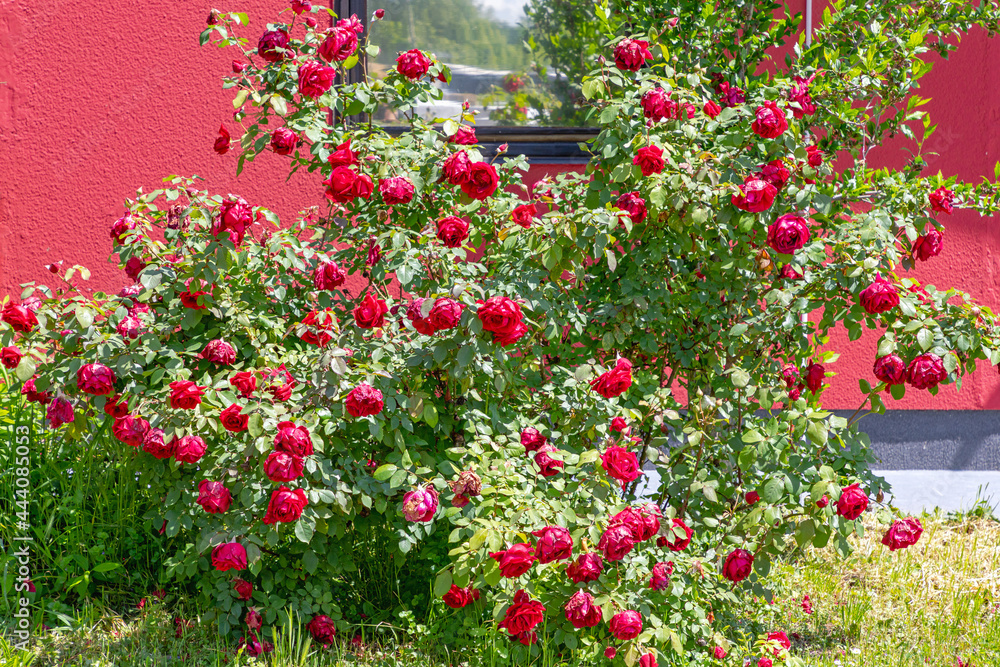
[1,1,1000,410]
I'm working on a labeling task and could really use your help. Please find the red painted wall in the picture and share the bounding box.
[1,1,998,409]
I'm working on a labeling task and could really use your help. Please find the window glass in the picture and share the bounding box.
[368,0,593,127]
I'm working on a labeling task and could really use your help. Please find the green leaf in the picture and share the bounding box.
[15,356,36,382]
[92,562,122,573]
[423,403,439,428]
[373,464,397,482]
[232,89,249,109]
[730,368,750,388]
[247,413,264,438]
[916,328,933,351]
[762,477,784,503]
[75,306,94,329]
[294,519,315,543]
[433,570,453,597]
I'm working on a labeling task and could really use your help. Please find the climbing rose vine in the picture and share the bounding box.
[6,1,1000,664]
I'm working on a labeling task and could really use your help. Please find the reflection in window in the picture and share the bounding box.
[368,0,591,127]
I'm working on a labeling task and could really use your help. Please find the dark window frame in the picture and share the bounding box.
[338,0,597,163]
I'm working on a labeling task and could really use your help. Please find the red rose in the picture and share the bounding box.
[402,486,438,522]
[299,309,337,346]
[110,213,140,245]
[233,578,253,601]
[116,316,142,339]
[566,552,603,583]
[836,483,869,520]
[649,561,674,590]
[345,382,384,417]
[714,646,728,659]
[858,274,899,314]
[610,416,628,433]
[766,631,791,654]
[77,363,116,396]
[306,615,337,645]
[113,415,150,447]
[732,177,778,212]
[907,353,946,390]
[442,585,474,609]
[298,60,334,98]
[379,176,415,205]
[616,192,648,225]
[124,257,147,281]
[722,548,754,582]
[881,517,923,551]
[639,652,658,667]
[196,480,232,514]
[489,543,536,577]
[497,590,545,636]
[214,125,231,155]
[590,358,633,399]
[353,294,388,329]
[173,435,207,463]
[598,523,635,561]
[323,167,374,203]
[564,590,602,629]
[816,495,829,508]
[533,444,564,477]
[912,229,943,261]
[929,187,954,214]
[531,526,573,563]
[757,160,790,189]
[396,49,432,79]
[477,296,523,335]
[366,237,381,266]
[212,542,247,572]
[142,428,175,459]
[609,610,642,640]
[436,215,470,248]
[613,38,652,71]
[214,197,252,243]
[47,398,75,429]
[257,29,290,63]
[806,144,823,167]
[180,288,210,309]
[230,371,257,398]
[318,26,358,62]
[606,647,618,659]
[751,100,788,138]
[460,162,499,200]
[511,203,537,228]
[274,421,314,457]
[406,298,435,335]
[633,145,665,177]
[245,608,262,631]
[169,380,206,410]
[443,151,472,185]
[427,298,462,331]
[520,427,547,453]
[448,126,477,145]
[779,264,803,280]
[641,87,677,122]
[104,394,129,419]
[494,321,529,347]
[262,486,309,524]
[1,346,21,369]
[767,214,811,254]
[873,354,906,386]
[220,404,249,432]
[661,517,693,551]
[264,451,304,482]
[788,75,816,117]
[270,127,298,155]
[200,339,236,365]
[335,15,363,34]
[291,0,310,13]
[745,491,761,505]
[601,446,640,485]
[232,60,248,73]
[327,141,358,168]
[804,362,825,393]
[703,99,722,118]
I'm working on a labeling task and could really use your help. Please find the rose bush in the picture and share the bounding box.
[6,2,1000,664]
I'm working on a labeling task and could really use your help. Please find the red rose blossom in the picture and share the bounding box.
[929,187,954,214]
[220,404,249,432]
[907,353,947,390]
[436,215,470,248]
[212,542,247,571]
[601,446,640,486]
[460,162,499,200]
[836,483,869,520]
[489,543,536,577]
[751,100,788,138]
[270,127,298,155]
[77,363,116,396]
[353,294,388,329]
[616,191,648,225]
[318,26,358,62]
[609,610,642,640]
[396,49,432,79]
[379,176,415,205]
[169,380,206,410]
[197,480,232,514]
[722,548,754,582]
[173,435,207,463]
[732,177,777,213]
[511,203,537,228]
[345,382,384,417]
[264,451,304,482]
[590,358,633,399]
[566,552,603,583]
[306,615,337,645]
[858,274,899,314]
[199,339,236,365]
[633,145,665,177]
[564,590,602,629]
[874,354,906,386]
[531,526,573,563]
[881,517,923,551]
[613,38,653,71]
[497,590,545,637]
[767,214,811,254]
[533,444,564,477]
[262,486,309,524]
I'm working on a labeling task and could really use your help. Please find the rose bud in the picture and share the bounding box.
[168,380,206,410]
[199,339,236,365]
[912,229,943,261]
[345,382,384,417]
[745,491,761,505]
[1,346,22,369]
[197,480,232,514]
[232,60,248,73]
[929,187,955,214]
[113,414,150,447]
[566,552,603,583]
[613,38,653,71]
[459,162,499,201]
[609,610,643,640]
[233,578,253,601]
[590,358,633,399]
[649,561,674,590]
[661,517,693,551]
[401,486,438,522]
[881,517,923,551]
[306,615,337,645]
[262,486,309,524]
[77,363,116,396]
[616,191,648,225]
[907,353,947,390]
[598,523,635,562]
[374,8,385,19]
[605,647,617,659]
[873,354,906,386]
[722,548,754,582]
[638,653,657,667]
[533,444,564,477]
[442,585,473,609]
[531,526,573,563]
[219,404,249,432]
[816,495,829,508]
[257,29,290,63]
[396,49,432,79]
[489,543,536,577]
[751,100,788,138]
[497,590,545,637]
[836,483,869,520]
[804,362,825,393]
[564,590,602,629]
[211,542,247,572]
[47,397,75,429]
[703,99,722,118]
[213,124,231,155]
[858,274,899,314]
[732,177,777,212]
[264,451,304,483]
[305,16,317,27]
[713,646,728,659]
[767,214,811,254]
[173,435,207,464]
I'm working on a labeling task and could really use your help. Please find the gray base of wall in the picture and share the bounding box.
[875,470,1000,513]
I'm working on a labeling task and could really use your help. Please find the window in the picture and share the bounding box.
[352,0,597,161]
